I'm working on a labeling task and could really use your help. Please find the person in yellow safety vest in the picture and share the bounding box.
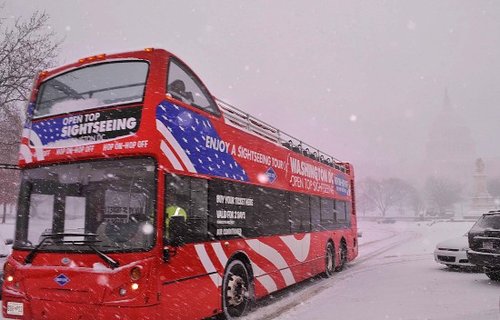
[165,205,187,236]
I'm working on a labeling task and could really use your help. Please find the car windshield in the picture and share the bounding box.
[473,215,500,230]
[15,158,156,252]
[34,61,149,118]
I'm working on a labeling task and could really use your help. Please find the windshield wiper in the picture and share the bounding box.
[24,233,119,269]
[78,243,120,269]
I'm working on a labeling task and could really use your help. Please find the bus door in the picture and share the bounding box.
[159,173,220,319]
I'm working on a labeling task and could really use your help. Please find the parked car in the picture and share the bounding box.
[467,210,500,281]
[378,218,396,224]
[434,234,475,268]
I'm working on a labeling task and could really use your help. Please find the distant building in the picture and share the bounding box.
[424,89,477,183]
[423,90,477,218]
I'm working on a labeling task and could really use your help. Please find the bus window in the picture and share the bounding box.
[346,202,352,224]
[165,174,208,243]
[336,201,347,223]
[35,61,149,118]
[336,201,347,222]
[253,187,288,236]
[310,196,321,231]
[15,158,156,251]
[167,59,220,116]
[290,193,311,233]
[320,198,334,227]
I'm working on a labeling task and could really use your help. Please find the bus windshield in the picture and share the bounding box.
[34,61,149,118]
[15,158,156,252]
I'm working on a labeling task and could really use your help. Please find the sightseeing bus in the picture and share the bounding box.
[2,48,357,320]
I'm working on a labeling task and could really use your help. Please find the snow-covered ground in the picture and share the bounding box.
[246,220,500,320]
[1,220,499,320]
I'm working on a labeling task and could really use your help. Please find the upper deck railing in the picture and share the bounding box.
[215,99,347,173]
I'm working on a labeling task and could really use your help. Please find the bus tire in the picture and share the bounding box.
[336,242,347,271]
[324,242,335,277]
[222,259,253,319]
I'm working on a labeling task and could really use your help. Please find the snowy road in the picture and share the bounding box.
[247,221,500,320]
[2,221,499,319]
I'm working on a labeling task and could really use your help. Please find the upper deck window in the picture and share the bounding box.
[167,59,220,116]
[34,61,149,118]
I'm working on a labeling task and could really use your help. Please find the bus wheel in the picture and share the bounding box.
[336,243,347,271]
[324,242,335,277]
[222,260,252,319]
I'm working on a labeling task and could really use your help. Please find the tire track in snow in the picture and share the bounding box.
[246,228,423,320]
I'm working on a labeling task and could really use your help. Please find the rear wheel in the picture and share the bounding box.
[336,243,348,271]
[222,260,252,319]
[324,242,335,277]
[485,269,500,281]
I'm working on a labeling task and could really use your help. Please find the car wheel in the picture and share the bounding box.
[485,269,500,281]
[222,260,253,319]
[324,242,335,277]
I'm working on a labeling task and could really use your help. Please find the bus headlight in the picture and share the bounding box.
[4,261,14,282]
[130,266,142,281]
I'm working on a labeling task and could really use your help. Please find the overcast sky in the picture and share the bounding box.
[4,0,500,181]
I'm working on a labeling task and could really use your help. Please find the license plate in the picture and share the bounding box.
[6,301,24,316]
[483,241,494,250]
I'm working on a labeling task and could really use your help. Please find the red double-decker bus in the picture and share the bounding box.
[2,48,357,320]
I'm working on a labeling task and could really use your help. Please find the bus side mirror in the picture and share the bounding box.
[169,216,187,247]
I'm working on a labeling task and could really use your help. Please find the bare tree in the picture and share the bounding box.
[0,10,60,108]
[425,176,462,217]
[359,177,414,217]
[0,9,61,222]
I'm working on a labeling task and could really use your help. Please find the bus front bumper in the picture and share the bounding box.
[3,296,160,320]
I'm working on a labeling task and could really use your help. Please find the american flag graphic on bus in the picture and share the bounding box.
[31,118,65,145]
[156,101,248,181]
